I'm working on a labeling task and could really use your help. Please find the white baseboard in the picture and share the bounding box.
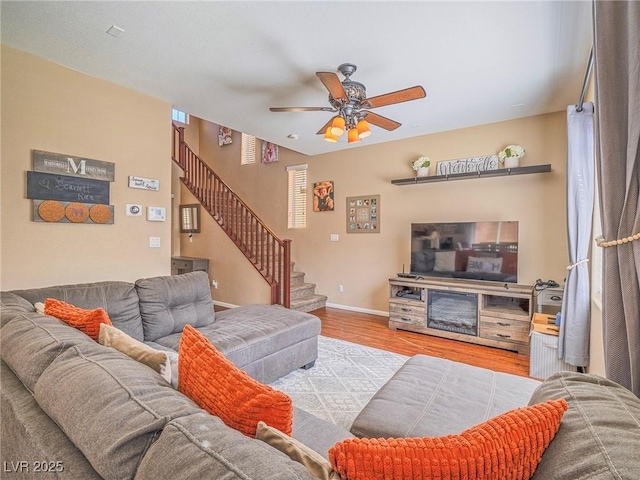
[325,302,388,318]
[214,300,388,318]
[213,300,238,309]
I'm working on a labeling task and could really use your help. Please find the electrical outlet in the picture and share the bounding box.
[149,237,161,248]
[330,234,339,242]
[338,284,344,293]
[211,280,218,289]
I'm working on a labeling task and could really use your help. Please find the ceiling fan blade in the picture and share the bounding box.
[316,72,348,102]
[316,117,334,135]
[270,106,334,112]
[363,111,401,131]
[364,86,426,108]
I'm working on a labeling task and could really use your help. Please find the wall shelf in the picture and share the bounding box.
[391,164,552,186]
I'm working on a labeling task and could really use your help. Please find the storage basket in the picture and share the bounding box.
[529,331,577,380]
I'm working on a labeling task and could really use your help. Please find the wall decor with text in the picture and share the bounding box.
[346,194,380,233]
[128,176,160,191]
[28,150,115,224]
[33,200,114,224]
[436,155,499,176]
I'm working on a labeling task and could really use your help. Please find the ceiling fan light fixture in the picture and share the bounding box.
[324,127,339,143]
[347,128,361,144]
[330,116,345,136]
[357,119,371,139]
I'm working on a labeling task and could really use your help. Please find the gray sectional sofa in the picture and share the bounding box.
[2,270,639,479]
[1,271,351,479]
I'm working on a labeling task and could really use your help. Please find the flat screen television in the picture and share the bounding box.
[410,221,519,283]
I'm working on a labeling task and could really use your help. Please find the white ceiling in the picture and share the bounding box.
[1,1,592,156]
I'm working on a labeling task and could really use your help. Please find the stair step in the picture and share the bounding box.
[289,294,328,313]
[290,282,317,300]
[290,271,305,286]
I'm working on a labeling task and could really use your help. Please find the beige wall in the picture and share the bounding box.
[181,112,569,314]
[1,46,172,290]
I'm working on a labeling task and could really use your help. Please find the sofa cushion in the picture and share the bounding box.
[11,281,144,341]
[134,413,315,480]
[0,314,93,392]
[257,421,341,480]
[153,304,321,370]
[178,325,293,437]
[135,271,215,342]
[99,323,171,384]
[45,298,112,341]
[34,342,202,480]
[0,292,36,327]
[292,407,354,461]
[351,354,541,439]
[529,371,640,480]
[329,399,568,480]
[1,361,102,479]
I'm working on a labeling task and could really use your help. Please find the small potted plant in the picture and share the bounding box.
[412,156,431,177]
[498,145,525,169]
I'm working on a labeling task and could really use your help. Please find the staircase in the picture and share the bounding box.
[172,123,325,310]
[290,264,327,312]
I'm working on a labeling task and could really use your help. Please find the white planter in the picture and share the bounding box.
[503,157,520,169]
[416,167,430,177]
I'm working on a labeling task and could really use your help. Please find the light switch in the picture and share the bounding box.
[330,234,339,242]
[149,237,161,248]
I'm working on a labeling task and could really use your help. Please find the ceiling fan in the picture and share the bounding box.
[270,63,426,144]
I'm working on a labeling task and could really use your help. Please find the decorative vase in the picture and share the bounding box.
[503,157,520,169]
[416,167,430,177]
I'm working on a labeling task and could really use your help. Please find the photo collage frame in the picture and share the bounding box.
[346,194,380,233]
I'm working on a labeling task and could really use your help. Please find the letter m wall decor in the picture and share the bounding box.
[28,150,116,224]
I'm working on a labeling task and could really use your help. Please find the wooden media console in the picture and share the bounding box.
[389,277,533,354]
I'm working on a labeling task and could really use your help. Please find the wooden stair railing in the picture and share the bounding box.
[172,124,291,307]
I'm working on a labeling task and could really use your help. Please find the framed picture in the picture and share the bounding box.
[313,181,334,212]
[262,141,279,163]
[218,126,232,146]
[346,194,380,233]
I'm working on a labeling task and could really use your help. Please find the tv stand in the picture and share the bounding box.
[389,277,533,354]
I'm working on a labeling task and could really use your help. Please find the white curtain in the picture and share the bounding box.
[559,102,594,366]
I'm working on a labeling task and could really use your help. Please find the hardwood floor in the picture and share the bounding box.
[310,307,530,378]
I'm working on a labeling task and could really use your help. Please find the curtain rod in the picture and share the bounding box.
[576,46,594,112]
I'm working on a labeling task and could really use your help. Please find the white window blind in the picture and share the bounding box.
[172,108,189,124]
[287,164,307,229]
[241,134,256,165]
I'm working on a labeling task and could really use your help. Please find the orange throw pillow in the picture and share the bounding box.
[44,298,112,341]
[178,324,293,437]
[329,399,568,480]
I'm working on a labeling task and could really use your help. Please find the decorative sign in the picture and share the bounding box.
[128,176,160,191]
[262,142,279,163]
[218,126,233,146]
[32,150,115,182]
[33,200,114,224]
[27,171,110,205]
[436,155,499,176]
[346,194,380,233]
[313,181,334,212]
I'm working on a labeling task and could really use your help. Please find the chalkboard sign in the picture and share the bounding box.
[27,172,110,205]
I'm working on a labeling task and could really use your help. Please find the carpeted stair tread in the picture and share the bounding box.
[290,294,328,312]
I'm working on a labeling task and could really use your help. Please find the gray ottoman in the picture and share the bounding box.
[350,354,540,438]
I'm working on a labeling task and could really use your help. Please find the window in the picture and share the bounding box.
[287,164,307,229]
[171,108,189,124]
[241,133,256,165]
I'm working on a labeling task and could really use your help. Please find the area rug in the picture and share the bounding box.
[270,336,408,431]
